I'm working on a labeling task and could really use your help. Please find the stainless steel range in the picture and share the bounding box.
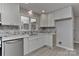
[0,37,2,56]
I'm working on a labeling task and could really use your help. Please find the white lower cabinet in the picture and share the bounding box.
[29,38,39,53]
[24,36,45,55]
[23,37,29,55]
[45,34,53,48]
[24,33,54,55]
[28,36,44,53]
[38,33,53,48]
[38,37,45,47]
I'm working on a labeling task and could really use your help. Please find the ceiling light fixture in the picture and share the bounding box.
[42,10,45,13]
[28,10,33,15]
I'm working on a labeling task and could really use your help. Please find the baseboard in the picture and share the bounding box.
[74,41,79,43]
[26,45,46,56]
[56,45,74,51]
[45,45,53,49]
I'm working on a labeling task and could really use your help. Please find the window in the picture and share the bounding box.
[21,16,29,30]
[21,16,37,31]
[31,18,37,30]
[21,16,29,24]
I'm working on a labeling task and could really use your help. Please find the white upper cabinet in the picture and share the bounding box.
[40,13,55,27]
[48,13,55,27]
[40,14,48,27]
[0,4,21,25]
[40,6,73,27]
[54,6,73,20]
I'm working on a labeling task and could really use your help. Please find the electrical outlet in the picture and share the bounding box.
[59,42,62,44]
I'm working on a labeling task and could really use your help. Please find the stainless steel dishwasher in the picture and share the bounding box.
[4,38,23,56]
[0,37,2,56]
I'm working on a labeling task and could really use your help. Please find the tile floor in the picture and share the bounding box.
[26,43,79,56]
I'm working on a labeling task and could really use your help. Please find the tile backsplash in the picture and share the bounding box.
[0,25,20,37]
[0,25,19,30]
[39,27,56,33]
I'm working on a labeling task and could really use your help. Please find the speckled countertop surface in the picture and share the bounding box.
[2,34,29,42]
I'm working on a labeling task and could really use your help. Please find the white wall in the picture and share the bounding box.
[56,19,74,50]
[0,3,21,25]
[74,17,79,43]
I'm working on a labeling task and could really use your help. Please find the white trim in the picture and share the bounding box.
[74,41,79,43]
[0,44,1,48]
[56,45,74,51]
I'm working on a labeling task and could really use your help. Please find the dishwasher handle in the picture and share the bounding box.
[5,39,22,44]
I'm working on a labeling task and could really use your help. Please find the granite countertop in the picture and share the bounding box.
[2,32,56,42]
[38,32,56,34]
[2,34,29,42]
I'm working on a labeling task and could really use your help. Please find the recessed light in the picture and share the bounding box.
[42,10,45,13]
[24,3,29,4]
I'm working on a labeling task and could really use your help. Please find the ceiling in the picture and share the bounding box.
[20,3,79,16]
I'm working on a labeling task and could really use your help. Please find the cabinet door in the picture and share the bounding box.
[54,7,72,20]
[46,34,53,48]
[43,34,53,48]
[29,38,39,53]
[24,37,29,55]
[37,37,45,48]
[28,36,44,53]
[1,4,21,25]
[48,13,55,27]
[40,14,48,27]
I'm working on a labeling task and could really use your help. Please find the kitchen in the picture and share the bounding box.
[0,3,79,56]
